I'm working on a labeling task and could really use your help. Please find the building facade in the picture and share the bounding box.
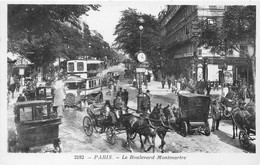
[159,5,252,86]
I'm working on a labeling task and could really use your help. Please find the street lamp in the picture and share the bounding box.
[139,25,143,50]
[248,45,255,88]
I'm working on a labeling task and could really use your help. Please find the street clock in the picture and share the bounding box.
[137,52,146,63]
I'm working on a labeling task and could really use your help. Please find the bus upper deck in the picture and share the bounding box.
[67,59,103,79]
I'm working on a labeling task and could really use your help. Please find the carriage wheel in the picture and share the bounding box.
[106,127,116,145]
[239,130,251,149]
[180,121,188,137]
[204,121,211,136]
[83,116,93,136]
[129,132,137,140]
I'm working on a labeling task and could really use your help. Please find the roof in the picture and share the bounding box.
[178,93,210,98]
[64,76,85,83]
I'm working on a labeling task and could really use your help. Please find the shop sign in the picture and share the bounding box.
[174,52,193,58]
[136,68,146,73]
[209,58,250,66]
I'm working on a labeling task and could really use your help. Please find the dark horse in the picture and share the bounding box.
[228,100,255,139]
[149,103,176,153]
[119,113,157,152]
[8,83,16,99]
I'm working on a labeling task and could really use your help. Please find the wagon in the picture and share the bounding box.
[83,104,136,145]
[175,93,211,137]
[9,100,62,152]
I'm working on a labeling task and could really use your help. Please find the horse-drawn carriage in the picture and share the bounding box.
[228,101,256,150]
[83,100,176,153]
[9,100,62,152]
[83,103,136,145]
[174,93,211,137]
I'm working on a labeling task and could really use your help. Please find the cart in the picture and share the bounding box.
[175,93,211,137]
[9,100,62,152]
[83,104,136,145]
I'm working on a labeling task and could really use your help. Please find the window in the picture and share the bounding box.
[20,107,33,122]
[35,105,48,120]
[67,82,83,90]
[68,62,74,72]
[77,62,84,71]
[89,81,92,88]
[87,64,99,71]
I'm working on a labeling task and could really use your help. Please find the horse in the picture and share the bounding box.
[237,86,247,102]
[227,100,255,139]
[119,113,157,153]
[8,83,16,99]
[149,103,176,153]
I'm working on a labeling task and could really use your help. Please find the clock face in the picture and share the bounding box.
[137,52,146,62]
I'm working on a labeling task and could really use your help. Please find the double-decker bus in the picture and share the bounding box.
[64,59,103,108]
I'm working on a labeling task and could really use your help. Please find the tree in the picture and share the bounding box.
[8,4,100,67]
[198,6,255,56]
[113,8,161,68]
[198,5,256,86]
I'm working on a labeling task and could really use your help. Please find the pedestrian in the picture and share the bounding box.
[147,73,151,82]
[116,87,123,98]
[17,93,27,111]
[122,88,129,107]
[210,99,221,132]
[247,85,254,101]
[176,80,181,93]
[144,77,148,89]
[142,90,152,114]
[161,77,166,89]
[167,77,172,89]
[133,78,137,88]
[206,81,212,96]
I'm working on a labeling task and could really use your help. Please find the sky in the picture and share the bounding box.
[82,1,167,45]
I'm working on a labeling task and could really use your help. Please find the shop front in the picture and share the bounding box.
[204,57,251,87]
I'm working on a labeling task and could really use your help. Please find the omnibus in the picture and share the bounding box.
[64,59,103,108]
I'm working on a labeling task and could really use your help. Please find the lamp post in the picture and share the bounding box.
[138,25,144,95]
[248,45,255,88]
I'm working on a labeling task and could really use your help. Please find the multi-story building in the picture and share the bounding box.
[159,5,252,86]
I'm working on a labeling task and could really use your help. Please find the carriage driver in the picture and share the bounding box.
[100,100,117,133]
[113,95,124,118]
[210,99,221,132]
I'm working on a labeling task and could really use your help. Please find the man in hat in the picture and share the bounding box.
[113,95,124,117]
[122,88,129,108]
[100,100,117,133]
[211,99,221,132]
[116,87,123,98]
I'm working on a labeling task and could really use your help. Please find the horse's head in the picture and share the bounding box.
[151,103,163,119]
[163,104,177,125]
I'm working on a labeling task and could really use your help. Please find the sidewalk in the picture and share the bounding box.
[141,80,173,95]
